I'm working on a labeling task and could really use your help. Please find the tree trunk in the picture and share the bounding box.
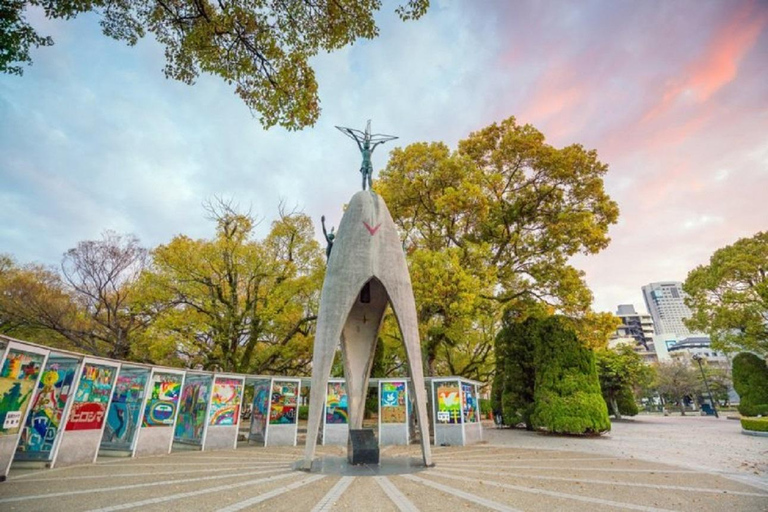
[678,398,686,416]
[610,396,622,420]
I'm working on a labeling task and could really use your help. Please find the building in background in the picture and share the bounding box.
[610,304,657,363]
[641,281,696,338]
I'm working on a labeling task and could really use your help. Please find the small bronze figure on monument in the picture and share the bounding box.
[336,120,398,190]
[321,215,335,260]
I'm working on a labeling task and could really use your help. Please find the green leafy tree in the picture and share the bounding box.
[530,316,610,435]
[4,0,428,129]
[378,117,619,378]
[595,343,650,419]
[732,352,768,417]
[654,358,700,415]
[0,233,151,359]
[683,231,768,355]
[135,200,324,373]
[493,313,540,429]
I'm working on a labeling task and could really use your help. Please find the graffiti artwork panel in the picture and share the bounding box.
[269,380,298,425]
[249,379,271,440]
[436,382,461,424]
[461,382,478,423]
[208,377,243,426]
[380,381,407,424]
[66,364,116,431]
[175,375,211,442]
[0,349,45,436]
[17,360,78,455]
[101,370,148,448]
[142,373,182,427]
[325,382,348,425]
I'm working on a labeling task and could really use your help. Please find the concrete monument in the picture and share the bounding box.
[302,187,433,468]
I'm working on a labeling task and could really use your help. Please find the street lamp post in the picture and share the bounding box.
[692,354,719,418]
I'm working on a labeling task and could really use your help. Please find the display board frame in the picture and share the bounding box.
[174,371,213,447]
[50,356,120,468]
[99,365,151,455]
[201,373,244,451]
[0,341,50,479]
[378,378,409,446]
[264,377,301,446]
[322,379,348,446]
[133,367,186,457]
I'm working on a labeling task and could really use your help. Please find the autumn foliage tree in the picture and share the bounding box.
[4,0,429,129]
[135,200,324,374]
[377,116,619,378]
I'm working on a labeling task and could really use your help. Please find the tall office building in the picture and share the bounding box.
[641,282,694,337]
[610,304,657,363]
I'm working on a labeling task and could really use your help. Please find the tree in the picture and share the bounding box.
[4,0,429,129]
[377,116,619,377]
[0,232,150,359]
[654,359,700,415]
[530,316,610,435]
[683,231,768,355]
[595,343,650,419]
[732,352,768,417]
[135,200,324,373]
[493,313,540,429]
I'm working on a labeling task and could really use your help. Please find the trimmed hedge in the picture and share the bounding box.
[299,405,309,421]
[494,316,539,429]
[530,316,611,435]
[616,386,639,417]
[741,417,768,432]
[732,353,768,417]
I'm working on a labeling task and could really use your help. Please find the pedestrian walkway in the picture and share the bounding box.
[3,444,767,511]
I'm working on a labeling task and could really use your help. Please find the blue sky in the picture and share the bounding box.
[1,0,767,313]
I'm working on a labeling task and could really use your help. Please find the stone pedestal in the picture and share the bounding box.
[347,429,379,465]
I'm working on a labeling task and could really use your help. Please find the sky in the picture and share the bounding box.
[1,0,767,314]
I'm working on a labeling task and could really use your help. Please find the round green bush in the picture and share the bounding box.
[732,352,768,417]
[530,316,611,435]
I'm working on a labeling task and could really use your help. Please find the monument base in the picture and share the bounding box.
[347,429,379,465]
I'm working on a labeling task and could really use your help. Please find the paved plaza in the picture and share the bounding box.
[2,416,767,512]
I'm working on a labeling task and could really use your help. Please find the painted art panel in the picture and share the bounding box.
[380,381,407,424]
[249,379,271,440]
[0,349,45,436]
[175,375,211,442]
[325,382,348,425]
[17,360,78,456]
[209,377,243,426]
[461,382,479,423]
[269,380,298,425]
[143,372,182,427]
[436,382,461,424]
[65,363,116,431]
[101,370,148,448]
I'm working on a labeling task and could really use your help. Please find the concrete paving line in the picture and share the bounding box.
[431,447,496,458]
[400,474,522,512]
[433,455,623,462]
[85,471,303,512]
[91,461,290,467]
[309,476,355,512]
[425,471,678,512]
[0,467,289,504]
[374,476,420,512]
[218,474,327,512]
[7,465,293,483]
[436,465,768,498]
[437,462,699,474]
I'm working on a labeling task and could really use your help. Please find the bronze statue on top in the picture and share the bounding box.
[336,120,398,190]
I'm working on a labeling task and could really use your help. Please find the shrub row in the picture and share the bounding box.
[740,417,768,432]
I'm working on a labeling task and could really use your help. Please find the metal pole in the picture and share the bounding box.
[694,356,719,419]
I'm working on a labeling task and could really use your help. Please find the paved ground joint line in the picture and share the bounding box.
[427,470,679,512]
[219,474,326,512]
[401,474,521,512]
[374,476,420,512]
[0,467,288,504]
[310,476,355,512]
[85,471,298,512]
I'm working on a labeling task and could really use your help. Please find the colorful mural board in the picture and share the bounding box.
[17,359,78,456]
[380,381,407,424]
[249,379,271,440]
[101,370,148,448]
[269,380,298,425]
[66,363,116,431]
[208,377,243,426]
[325,382,348,425]
[142,372,182,427]
[175,375,211,442]
[461,382,478,423]
[436,382,461,424]
[0,349,45,436]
